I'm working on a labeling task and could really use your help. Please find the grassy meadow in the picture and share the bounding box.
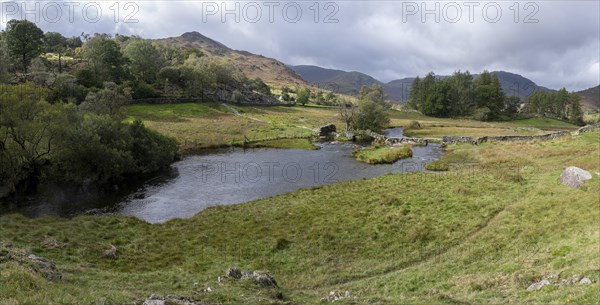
[124,103,580,153]
[1,128,598,304]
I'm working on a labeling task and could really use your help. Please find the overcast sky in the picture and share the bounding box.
[1,0,598,91]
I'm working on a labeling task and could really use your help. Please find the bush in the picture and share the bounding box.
[473,107,492,121]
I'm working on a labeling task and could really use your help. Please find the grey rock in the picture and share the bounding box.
[560,166,593,188]
[102,245,119,259]
[579,278,592,284]
[527,279,552,291]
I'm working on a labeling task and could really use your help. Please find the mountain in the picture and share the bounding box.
[154,32,307,87]
[289,64,552,104]
[289,65,381,95]
[576,85,600,110]
[490,71,553,101]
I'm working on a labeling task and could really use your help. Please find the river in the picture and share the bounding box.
[1,128,443,223]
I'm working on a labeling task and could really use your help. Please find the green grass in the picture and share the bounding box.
[353,145,413,164]
[424,159,449,171]
[125,103,343,152]
[249,138,320,150]
[509,117,579,129]
[124,104,581,152]
[0,131,599,304]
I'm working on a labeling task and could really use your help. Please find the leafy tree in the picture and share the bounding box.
[568,93,584,125]
[0,34,11,82]
[44,32,68,73]
[407,76,421,110]
[4,19,45,73]
[82,36,128,83]
[351,84,390,132]
[296,87,311,106]
[80,82,131,116]
[503,96,521,116]
[123,39,165,83]
[473,71,505,119]
[0,83,57,192]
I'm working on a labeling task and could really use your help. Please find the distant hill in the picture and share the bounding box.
[576,85,600,110]
[289,65,381,95]
[154,32,307,87]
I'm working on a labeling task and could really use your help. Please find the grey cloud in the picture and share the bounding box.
[1,0,598,90]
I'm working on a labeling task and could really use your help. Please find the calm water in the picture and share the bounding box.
[1,128,444,223]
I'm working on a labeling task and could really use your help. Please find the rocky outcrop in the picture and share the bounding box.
[527,274,595,291]
[560,167,593,188]
[225,267,278,288]
[576,123,600,134]
[0,242,63,281]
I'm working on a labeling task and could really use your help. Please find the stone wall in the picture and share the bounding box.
[131,86,282,106]
[442,131,570,145]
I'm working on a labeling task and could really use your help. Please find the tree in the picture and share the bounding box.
[123,39,165,83]
[338,98,355,131]
[351,84,391,132]
[0,83,58,192]
[568,93,584,125]
[503,96,521,116]
[82,36,128,84]
[473,71,505,119]
[44,32,68,73]
[407,76,421,110]
[79,82,131,116]
[296,87,311,106]
[0,33,11,82]
[4,19,45,73]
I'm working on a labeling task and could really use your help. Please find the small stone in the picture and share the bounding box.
[102,245,118,259]
[579,278,592,284]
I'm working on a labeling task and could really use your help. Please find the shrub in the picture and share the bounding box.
[406,120,421,129]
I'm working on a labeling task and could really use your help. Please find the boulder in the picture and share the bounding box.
[317,124,337,137]
[560,167,592,188]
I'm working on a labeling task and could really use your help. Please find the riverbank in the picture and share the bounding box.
[1,130,597,304]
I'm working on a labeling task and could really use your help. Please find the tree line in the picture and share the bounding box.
[406,70,583,124]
